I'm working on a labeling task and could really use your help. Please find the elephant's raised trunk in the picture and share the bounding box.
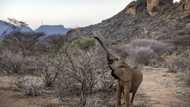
[93,36,111,56]
[93,36,119,79]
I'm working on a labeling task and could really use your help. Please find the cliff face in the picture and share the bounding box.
[66,1,190,45]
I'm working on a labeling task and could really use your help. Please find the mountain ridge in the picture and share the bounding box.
[0,20,33,37]
[36,25,69,36]
[0,20,70,38]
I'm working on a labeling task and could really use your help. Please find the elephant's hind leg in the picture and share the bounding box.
[131,89,137,104]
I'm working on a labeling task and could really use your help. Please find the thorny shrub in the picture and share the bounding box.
[15,75,44,96]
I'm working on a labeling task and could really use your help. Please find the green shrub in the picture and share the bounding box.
[71,37,95,50]
[136,0,145,5]
[0,39,4,49]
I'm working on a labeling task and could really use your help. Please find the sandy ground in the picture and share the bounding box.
[0,67,190,107]
[0,75,65,107]
[139,67,190,107]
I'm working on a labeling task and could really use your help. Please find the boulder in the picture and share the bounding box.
[147,0,160,16]
[182,0,190,16]
[146,0,174,16]
[126,1,137,16]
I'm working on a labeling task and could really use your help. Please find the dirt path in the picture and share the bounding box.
[140,67,190,107]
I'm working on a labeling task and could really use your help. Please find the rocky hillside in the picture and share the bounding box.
[65,0,190,74]
[66,1,190,45]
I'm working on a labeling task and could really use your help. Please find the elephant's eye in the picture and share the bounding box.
[108,59,113,64]
[115,58,119,61]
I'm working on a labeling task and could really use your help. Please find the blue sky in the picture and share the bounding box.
[0,0,132,29]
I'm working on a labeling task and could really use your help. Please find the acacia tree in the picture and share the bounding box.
[8,18,28,27]
[2,32,44,56]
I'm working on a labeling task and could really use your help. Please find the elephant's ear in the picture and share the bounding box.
[113,65,132,82]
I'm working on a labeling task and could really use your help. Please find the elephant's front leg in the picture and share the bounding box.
[116,81,122,107]
[124,82,131,107]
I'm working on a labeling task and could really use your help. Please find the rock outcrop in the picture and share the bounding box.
[125,1,137,16]
[182,0,190,16]
[146,0,173,16]
[125,0,174,16]
[147,0,160,16]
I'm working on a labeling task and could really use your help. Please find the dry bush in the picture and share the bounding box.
[179,49,190,84]
[166,48,190,71]
[164,53,185,72]
[19,54,60,87]
[41,66,58,87]
[126,46,159,66]
[55,45,113,106]
[15,75,44,96]
[114,39,175,67]
[128,39,174,54]
[164,47,190,83]
[32,55,60,87]
[0,50,41,74]
[0,50,24,74]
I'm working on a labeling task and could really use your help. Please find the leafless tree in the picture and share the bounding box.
[55,44,111,106]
